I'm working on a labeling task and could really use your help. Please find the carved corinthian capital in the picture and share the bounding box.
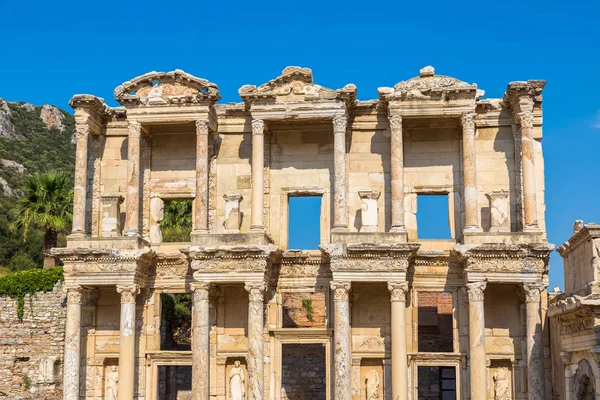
[522,282,545,303]
[461,113,476,131]
[332,114,347,133]
[466,281,487,302]
[244,282,266,302]
[388,281,409,302]
[75,123,90,139]
[195,119,209,135]
[389,115,402,130]
[330,281,351,301]
[116,284,140,304]
[517,111,534,128]
[251,119,264,135]
[65,285,83,305]
[191,282,211,301]
[128,120,142,137]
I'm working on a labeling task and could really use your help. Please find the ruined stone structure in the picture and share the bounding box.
[52,66,555,400]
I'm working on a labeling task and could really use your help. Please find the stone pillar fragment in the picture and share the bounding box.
[331,281,351,400]
[518,112,539,230]
[466,281,487,400]
[72,124,89,236]
[125,121,142,236]
[333,114,348,231]
[486,190,510,232]
[462,113,481,232]
[149,196,165,243]
[116,284,140,400]
[245,282,266,400]
[63,285,82,400]
[223,194,243,233]
[388,281,408,400]
[389,115,406,232]
[192,282,210,400]
[359,191,380,232]
[194,119,210,233]
[250,120,264,231]
[100,195,124,237]
[523,282,545,400]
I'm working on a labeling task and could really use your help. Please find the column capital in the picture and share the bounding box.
[388,281,409,302]
[195,119,210,135]
[116,284,140,304]
[521,282,545,303]
[332,114,347,133]
[517,111,534,128]
[65,285,83,305]
[461,113,477,131]
[244,282,266,302]
[191,282,211,301]
[330,280,351,301]
[466,281,487,302]
[251,119,264,135]
[389,114,402,130]
[75,123,90,139]
[127,120,142,137]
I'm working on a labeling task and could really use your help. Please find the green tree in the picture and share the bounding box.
[11,171,72,267]
[159,200,192,242]
[7,253,38,272]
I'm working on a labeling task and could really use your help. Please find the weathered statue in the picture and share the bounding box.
[366,369,379,400]
[229,360,245,400]
[106,366,119,400]
[493,368,509,400]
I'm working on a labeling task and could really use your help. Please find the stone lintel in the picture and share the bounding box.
[462,231,546,245]
[190,231,273,247]
[330,231,408,245]
[124,104,217,128]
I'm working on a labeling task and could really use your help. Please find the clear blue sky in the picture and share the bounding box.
[1,0,598,289]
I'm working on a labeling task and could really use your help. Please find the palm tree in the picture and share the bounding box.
[11,171,73,267]
[159,200,192,242]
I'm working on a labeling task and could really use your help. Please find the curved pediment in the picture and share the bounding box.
[114,69,220,107]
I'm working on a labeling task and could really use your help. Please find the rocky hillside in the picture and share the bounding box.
[0,99,75,271]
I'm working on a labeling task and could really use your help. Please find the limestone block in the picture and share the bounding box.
[359,191,380,232]
[36,356,59,384]
[223,194,243,233]
[100,195,124,237]
[486,190,510,232]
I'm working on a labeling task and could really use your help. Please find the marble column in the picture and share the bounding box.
[388,281,408,400]
[332,114,348,230]
[331,280,351,400]
[250,119,264,231]
[63,285,83,400]
[192,282,210,400]
[125,121,142,236]
[389,115,406,232]
[72,123,90,236]
[518,112,538,230]
[462,113,480,232]
[466,281,487,400]
[194,119,210,233]
[245,282,266,400]
[116,284,140,400]
[523,282,545,400]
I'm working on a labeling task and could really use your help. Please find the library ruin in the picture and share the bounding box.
[25,65,592,400]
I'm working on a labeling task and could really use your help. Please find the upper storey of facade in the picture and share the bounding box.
[66,66,549,254]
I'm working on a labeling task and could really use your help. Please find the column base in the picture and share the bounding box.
[331,226,348,233]
[124,229,140,237]
[523,224,541,233]
[463,226,483,233]
[389,225,407,233]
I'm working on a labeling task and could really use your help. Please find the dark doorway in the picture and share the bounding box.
[417,366,456,400]
[281,343,326,400]
[157,365,192,400]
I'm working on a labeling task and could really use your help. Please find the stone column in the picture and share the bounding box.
[191,282,210,400]
[518,112,538,230]
[245,282,266,400]
[331,281,351,400]
[116,284,140,400]
[466,281,487,400]
[523,282,545,400]
[250,119,264,231]
[194,119,210,233]
[125,121,142,236]
[462,113,480,232]
[333,114,348,231]
[72,123,90,235]
[389,115,406,232]
[388,281,408,400]
[63,285,83,400]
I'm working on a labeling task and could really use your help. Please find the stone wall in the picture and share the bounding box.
[0,282,65,399]
[281,344,326,400]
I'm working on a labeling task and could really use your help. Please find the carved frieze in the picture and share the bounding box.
[320,243,419,273]
[53,248,156,280]
[454,243,553,276]
[184,245,281,276]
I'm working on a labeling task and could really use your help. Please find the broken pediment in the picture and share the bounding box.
[114,69,220,107]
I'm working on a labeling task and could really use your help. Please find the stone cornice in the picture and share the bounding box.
[557,222,600,257]
[548,293,600,317]
[183,245,282,276]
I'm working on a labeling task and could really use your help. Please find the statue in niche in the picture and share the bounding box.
[229,360,245,400]
[365,369,379,400]
[493,368,509,400]
[106,366,119,400]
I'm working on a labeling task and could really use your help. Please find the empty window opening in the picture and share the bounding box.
[288,196,321,249]
[157,365,192,399]
[160,293,192,351]
[281,344,326,400]
[160,199,192,242]
[418,292,453,352]
[417,195,451,239]
[417,366,456,400]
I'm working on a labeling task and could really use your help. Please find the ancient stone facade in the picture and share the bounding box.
[51,66,555,400]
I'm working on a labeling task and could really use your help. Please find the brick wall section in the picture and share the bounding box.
[281,344,326,400]
[0,282,65,399]
[418,292,453,352]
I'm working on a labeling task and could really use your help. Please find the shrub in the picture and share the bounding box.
[7,252,38,272]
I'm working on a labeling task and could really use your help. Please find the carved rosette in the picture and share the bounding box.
[517,111,534,128]
[521,282,545,303]
[330,281,351,302]
[251,119,264,135]
[332,114,347,133]
[65,285,83,304]
[116,284,140,304]
[389,115,402,131]
[388,281,409,302]
[461,113,476,132]
[466,281,487,302]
